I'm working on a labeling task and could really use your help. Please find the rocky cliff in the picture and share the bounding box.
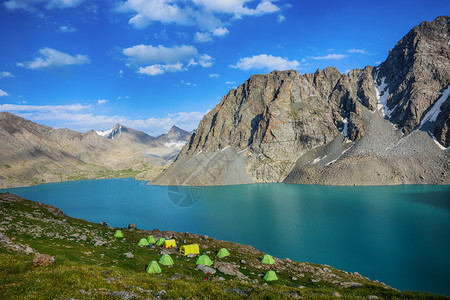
[153,16,450,186]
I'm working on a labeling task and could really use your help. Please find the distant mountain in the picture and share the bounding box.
[156,125,192,147]
[96,124,160,147]
[153,16,450,186]
[0,114,192,188]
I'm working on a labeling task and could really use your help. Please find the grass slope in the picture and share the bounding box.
[0,192,445,299]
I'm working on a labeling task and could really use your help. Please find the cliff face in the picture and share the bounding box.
[154,16,450,186]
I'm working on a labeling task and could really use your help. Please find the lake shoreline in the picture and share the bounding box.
[2,191,447,299]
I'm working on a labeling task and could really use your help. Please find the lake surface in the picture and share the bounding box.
[2,179,449,295]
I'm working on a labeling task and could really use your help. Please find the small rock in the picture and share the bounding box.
[123,252,134,258]
[251,279,258,283]
[292,276,298,281]
[218,276,225,281]
[311,279,318,283]
[187,254,196,258]
[159,290,167,296]
[203,235,209,239]
[332,291,342,297]
[323,267,332,272]
[33,253,55,267]
[368,296,379,300]
[195,264,216,274]
[128,223,137,231]
[240,259,246,264]
[169,273,183,280]
[285,258,292,262]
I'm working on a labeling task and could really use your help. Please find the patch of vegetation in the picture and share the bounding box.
[0,193,445,299]
[3,164,11,169]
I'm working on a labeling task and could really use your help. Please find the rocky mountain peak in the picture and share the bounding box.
[155,16,449,186]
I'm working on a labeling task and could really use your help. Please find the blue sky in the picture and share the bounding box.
[0,0,448,135]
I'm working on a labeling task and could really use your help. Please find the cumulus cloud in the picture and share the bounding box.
[347,48,367,54]
[120,0,281,36]
[137,62,184,76]
[0,89,8,97]
[0,102,207,135]
[18,47,90,69]
[123,44,198,65]
[212,27,229,36]
[123,44,212,75]
[311,54,347,60]
[194,32,212,43]
[231,54,299,71]
[4,0,84,11]
[0,71,14,79]
[97,99,108,104]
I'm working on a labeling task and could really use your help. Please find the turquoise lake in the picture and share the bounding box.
[2,179,449,295]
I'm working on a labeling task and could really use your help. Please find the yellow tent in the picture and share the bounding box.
[164,239,176,248]
[179,244,199,256]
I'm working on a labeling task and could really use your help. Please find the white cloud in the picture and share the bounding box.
[225,81,235,85]
[277,14,285,23]
[0,71,14,79]
[0,89,8,97]
[194,32,212,43]
[209,73,219,78]
[137,62,184,76]
[0,102,207,135]
[311,54,346,60]
[198,54,212,67]
[97,99,108,104]
[347,48,367,54]
[18,47,90,69]
[4,0,84,11]
[118,70,124,77]
[120,0,281,34]
[192,0,279,15]
[231,54,300,71]
[123,44,212,75]
[0,103,90,112]
[122,44,198,65]
[59,25,76,33]
[212,27,229,36]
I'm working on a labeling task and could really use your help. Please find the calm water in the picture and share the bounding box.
[2,179,449,295]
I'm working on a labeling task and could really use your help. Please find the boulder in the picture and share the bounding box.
[33,253,55,267]
[195,264,216,274]
[128,223,137,231]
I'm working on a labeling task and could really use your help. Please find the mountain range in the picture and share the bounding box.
[0,114,191,188]
[152,16,450,186]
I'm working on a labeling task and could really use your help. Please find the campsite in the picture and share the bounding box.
[0,192,440,299]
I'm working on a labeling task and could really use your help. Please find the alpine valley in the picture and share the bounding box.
[1,17,449,188]
[0,113,191,188]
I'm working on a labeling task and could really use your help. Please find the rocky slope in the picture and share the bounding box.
[153,16,450,186]
[0,113,191,188]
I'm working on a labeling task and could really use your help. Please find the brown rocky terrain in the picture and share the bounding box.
[153,16,450,186]
[0,113,191,188]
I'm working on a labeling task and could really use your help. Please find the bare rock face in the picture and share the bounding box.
[154,16,449,186]
[376,16,450,140]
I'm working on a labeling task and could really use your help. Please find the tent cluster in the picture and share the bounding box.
[114,229,278,281]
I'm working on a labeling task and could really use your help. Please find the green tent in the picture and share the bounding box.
[195,255,213,266]
[147,235,156,244]
[261,254,275,264]
[114,230,124,238]
[156,238,165,246]
[146,261,162,274]
[137,238,149,246]
[159,254,174,266]
[217,248,230,258]
[263,270,278,281]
